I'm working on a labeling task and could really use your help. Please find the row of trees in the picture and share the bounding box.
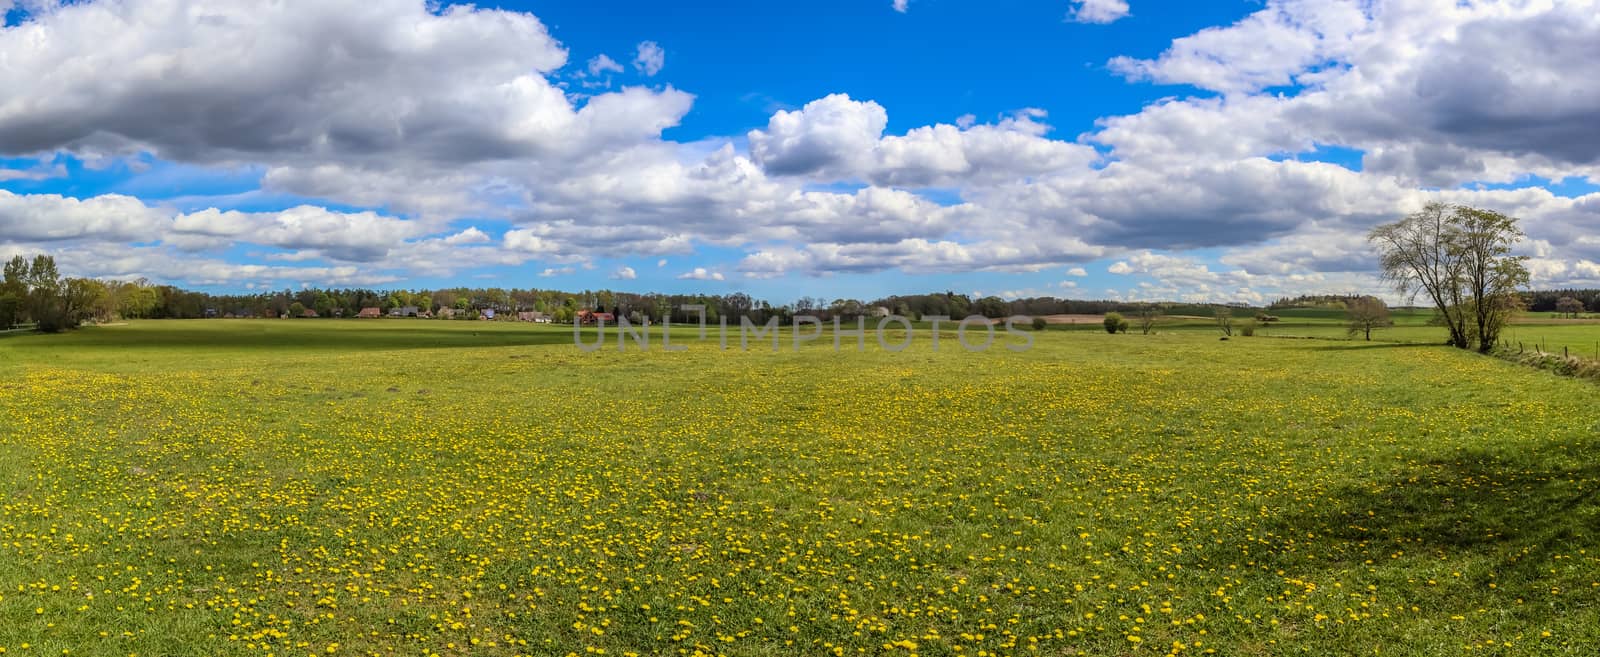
[0,255,162,332]
[1525,289,1598,315]
[0,203,1556,347]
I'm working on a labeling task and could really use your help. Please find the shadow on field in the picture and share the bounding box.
[1222,444,1600,601]
[1289,341,1441,352]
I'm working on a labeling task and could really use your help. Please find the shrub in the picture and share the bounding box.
[1031,317,1048,331]
[1103,312,1129,334]
[1240,320,1257,337]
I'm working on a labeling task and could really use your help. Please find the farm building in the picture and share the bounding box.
[357,307,382,318]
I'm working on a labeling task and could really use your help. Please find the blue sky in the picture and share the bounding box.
[2,0,1599,303]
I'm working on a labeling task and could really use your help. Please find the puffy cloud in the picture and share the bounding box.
[587,54,623,76]
[1068,0,1130,24]
[738,235,1105,278]
[0,0,691,169]
[677,267,724,281]
[748,94,888,178]
[170,206,425,261]
[610,266,637,280]
[1108,0,1367,93]
[14,240,406,287]
[1105,0,1600,184]
[443,227,491,245]
[0,190,166,242]
[750,96,1096,186]
[633,41,665,76]
[0,160,66,181]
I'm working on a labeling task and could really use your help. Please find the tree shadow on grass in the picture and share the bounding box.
[1289,341,1444,352]
[1199,442,1600,623]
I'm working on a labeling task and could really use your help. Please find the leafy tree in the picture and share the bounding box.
[1370,203,1469,348]
[0,294,17,330]
[975,296,1008,319]
[1031,316,1048,331]
[288,301,307,318]
[62,278,108,325]
[25,255,62,329]
[0,255,25,329]
[1345,297,1393,341]
[1556,296,1586,319]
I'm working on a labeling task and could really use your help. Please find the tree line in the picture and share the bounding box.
[1,255,162,332]
[0,262,1265,332]
[0,202,1575,342]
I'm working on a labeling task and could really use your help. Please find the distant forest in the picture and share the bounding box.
[82,284,1600,324]
[8,248,1594,327]
[112,285,1253,324]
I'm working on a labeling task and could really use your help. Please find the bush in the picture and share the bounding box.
[1031,317,1048,331]
[1103,312,1129,334]
[1240,320,1257,337]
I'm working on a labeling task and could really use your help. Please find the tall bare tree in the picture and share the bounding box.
[1213,307,1234,337]
[1136,304,1162,335]
[1453,207,1529,352]
[1370,203,1470,349]
[1369,203,1527,352]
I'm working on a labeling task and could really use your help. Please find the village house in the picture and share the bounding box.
[357,307,383,318]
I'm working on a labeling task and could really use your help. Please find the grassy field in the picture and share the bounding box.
[2,320,1599,656]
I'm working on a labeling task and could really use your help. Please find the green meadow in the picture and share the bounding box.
[1,319,1598,656]
[1045,308,1600,359]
